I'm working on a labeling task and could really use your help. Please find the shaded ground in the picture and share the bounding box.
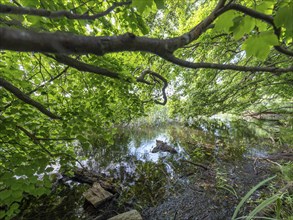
[142,159,272,220]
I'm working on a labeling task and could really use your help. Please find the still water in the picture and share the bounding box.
[17,118,292,219]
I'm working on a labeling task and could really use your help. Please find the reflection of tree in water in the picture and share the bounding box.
[118,160,171,208]
[126,126,170,148]
[186,118,291,157]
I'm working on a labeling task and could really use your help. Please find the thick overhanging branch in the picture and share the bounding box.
[0,0,230,56]
[0,0,292,105]
[1,27,292,75]
[0,28,165,55]
[163,54,293,74]
[0,77,61,119]
[0,1,131,20]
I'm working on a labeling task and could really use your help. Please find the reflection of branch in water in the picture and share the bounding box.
[136,69,168,105]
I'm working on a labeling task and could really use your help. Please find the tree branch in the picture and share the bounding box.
[226,3,274,26]
[1,66,69,114]
[0,1,131,20]
[29,65,70,95]
[0,77,61,119]
[166,0,228,50]
[224,3,293,57]
[137,69,168,105]
[274,46,293,57]
[0,0,292,80]
[163,54,293,74]
[0,28,165,55]
[45,55,168,105]
[1,27,292,74]
[16,125,85,168]
[16,125,54,156]
[50,55,121,79]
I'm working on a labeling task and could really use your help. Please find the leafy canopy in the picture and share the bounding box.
[0,0,292,218]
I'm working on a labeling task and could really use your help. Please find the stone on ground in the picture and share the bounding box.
[83,182,113,207]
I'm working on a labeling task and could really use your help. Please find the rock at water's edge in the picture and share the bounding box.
[83,182,113,207]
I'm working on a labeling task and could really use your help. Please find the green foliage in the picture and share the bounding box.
[246,194,282,220]
[242,30,279,60]
[255,0,275,14]
[0,0,146,217]
[274,1,293,41]
[132,0,164,15]
[0,171,52,219]
[0,0,292,218]
[232,16,255,40]
[214,0,284,61]
[132,0,153,14]
[281,162,293,181]
[232,170,293,220]
[214,11,240,33]
[154,0,165,9]
[232,175,276,219]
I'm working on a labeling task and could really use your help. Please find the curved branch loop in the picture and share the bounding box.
[137,70,168,105]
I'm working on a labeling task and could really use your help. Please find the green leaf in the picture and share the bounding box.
[132,0,154,14]
[232,16,255,40]
[11,190,23,200]
[242,36,269,60]
[247,194,282,220]
[11,182,22,191]
[255,20,267,32]
[154,0,164,9]
[242,31,278,60]
[0,210,6,219]
[274,2,293,39]
[9,203,19,212]
[6,202,20,217]
[214,11,239,33]
[232,176,276,219]
[0,190,12,201]
[23,184,35,193]
[259,31,279,45]
[255,0,275,14]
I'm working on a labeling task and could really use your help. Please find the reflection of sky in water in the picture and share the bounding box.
[246,147,269,158]
[128,133,169,162]
[74,122,281,181]
[200,124,208,132]
[128,132,186,162]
